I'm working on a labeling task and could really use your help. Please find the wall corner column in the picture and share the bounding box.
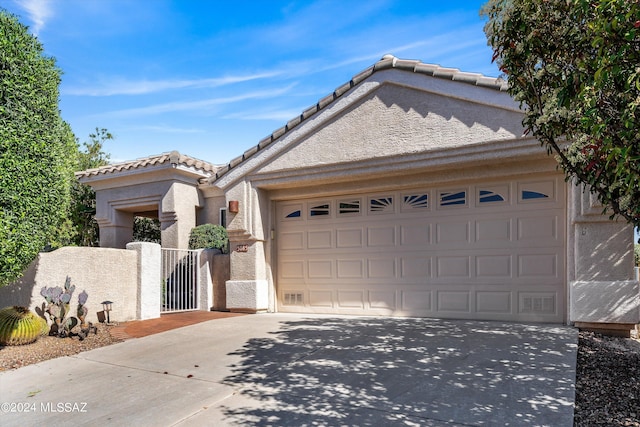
[126,242,161,320]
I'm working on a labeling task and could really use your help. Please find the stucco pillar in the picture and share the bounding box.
[97,210,134,249]
[126,242,161,320]
[160,182,201,249]
[224,182,271,313]
[569,185,640,327]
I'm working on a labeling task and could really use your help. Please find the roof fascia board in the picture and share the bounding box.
[245,137,549,189]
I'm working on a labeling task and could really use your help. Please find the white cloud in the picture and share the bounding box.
[130,125,205,134]
[64,71,284,96]
[12,0,53,35]
[97,84,297,118]
[222,109,306,122]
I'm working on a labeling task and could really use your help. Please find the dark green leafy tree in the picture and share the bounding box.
[61,128,112,247]
[482,0,640,237]
[0,10,77,286]
[133,217,161,244]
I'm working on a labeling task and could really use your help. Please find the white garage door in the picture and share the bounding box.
[276,176,566,322]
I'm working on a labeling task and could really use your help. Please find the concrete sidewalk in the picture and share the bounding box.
[0,314,577,426]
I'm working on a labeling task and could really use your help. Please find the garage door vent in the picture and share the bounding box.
[284,293,304,306]
[521,296,555,314]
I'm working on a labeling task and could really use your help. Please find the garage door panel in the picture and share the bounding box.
[476,291,512,313]
[401,290,433,312]
[308,260,333,279]
[307,230,332,249]
[309,290,333,307]
[336,259,364,278]
[436,291,471,313]
[475,218,512,242]
[369,291,397,310]
[517,215,560,242]
[436,256,471,278]
[277,176,566,322]
[367,226,396,247]
[281,261,305,279]
[401,257,431,278]
[518,254,558,277]
[336,228,364,248]
[368,258,396,279]
[280,231,305,250]
[476,255,512,278]
[436,221,470,244]
[400,224,432,246]
[337,290,365,308]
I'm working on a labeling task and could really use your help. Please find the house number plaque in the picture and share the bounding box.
[235,244,249,253]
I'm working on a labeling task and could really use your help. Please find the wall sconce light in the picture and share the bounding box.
[101,300,113,324]
[228,200,239,213]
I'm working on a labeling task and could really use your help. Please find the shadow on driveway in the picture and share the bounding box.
[218,317,577,426]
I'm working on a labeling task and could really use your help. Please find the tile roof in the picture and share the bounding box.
[212,54,508,181]
[76,151,220,179]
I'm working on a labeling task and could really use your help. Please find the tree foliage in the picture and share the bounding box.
[133,217,161,244]
[63,128,112,247]
[482,0,640,234]
[0,11,77,286]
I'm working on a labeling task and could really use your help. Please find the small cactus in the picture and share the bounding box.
[0,306,48,346]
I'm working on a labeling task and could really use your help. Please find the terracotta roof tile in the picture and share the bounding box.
[76,151,220,179]
[213,55,507,182]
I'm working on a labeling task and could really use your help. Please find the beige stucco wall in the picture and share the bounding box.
[568,185,639,324]
[261,84,524,173]
[0,247,138,324]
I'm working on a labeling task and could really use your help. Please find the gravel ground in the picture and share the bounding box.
[0,326,638,425]
[574,331,640,426]
[0,325,121,371]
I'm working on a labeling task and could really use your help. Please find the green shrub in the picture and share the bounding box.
[635,244,639,267]
[188,224,228,253]
[0,11,77,286]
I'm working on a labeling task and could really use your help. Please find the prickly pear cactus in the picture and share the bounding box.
[0,306,48,346]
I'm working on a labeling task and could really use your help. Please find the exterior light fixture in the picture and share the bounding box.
[101,300,113,324]
[229,200,239,213]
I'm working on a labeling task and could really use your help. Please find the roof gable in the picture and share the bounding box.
[213,55,513,187]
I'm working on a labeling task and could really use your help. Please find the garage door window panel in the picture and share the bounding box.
[368,196,394,214]
[477,184,509,206]
[309,202,331,218]
[283,204,304,220]
[338,199,361,216]
[518,180,556,203]
[438,190,468,208]
[402,193,430,212]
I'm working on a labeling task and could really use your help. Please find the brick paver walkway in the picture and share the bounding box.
[109,311,246,340]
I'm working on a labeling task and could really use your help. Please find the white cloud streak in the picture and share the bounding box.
[65,71,284,96]
[13,0,53,35]
[97,84,297,118]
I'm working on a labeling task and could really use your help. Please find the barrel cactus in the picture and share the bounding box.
[0,306,48,346]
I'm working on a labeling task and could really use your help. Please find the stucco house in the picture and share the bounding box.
[77,55,639,328]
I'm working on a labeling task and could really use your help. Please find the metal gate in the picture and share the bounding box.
[161,248,200,313]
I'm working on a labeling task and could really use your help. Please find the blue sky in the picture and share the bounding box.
[3,0,497,164]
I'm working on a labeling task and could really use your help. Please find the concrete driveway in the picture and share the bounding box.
[0,314,577,426]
